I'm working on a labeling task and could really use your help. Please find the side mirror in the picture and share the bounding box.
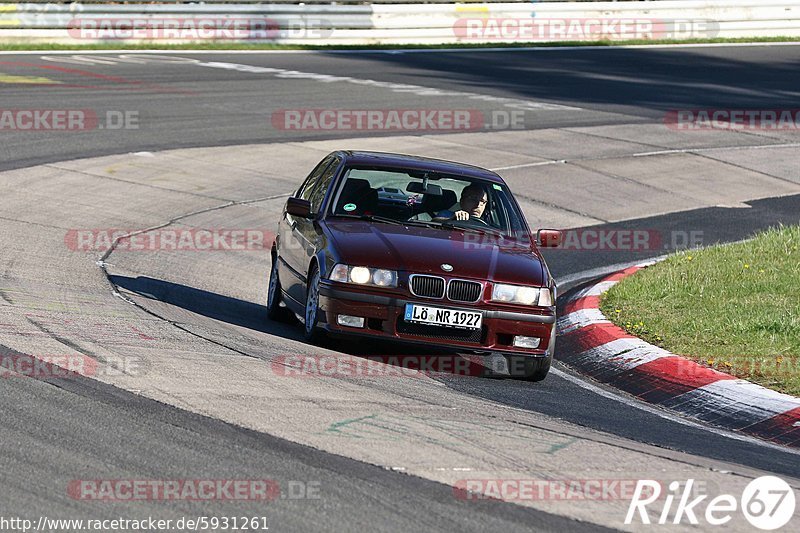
[286,197,312,218]
[537,229,562,248]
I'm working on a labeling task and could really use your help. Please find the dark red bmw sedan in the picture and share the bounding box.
[267,151,561,380]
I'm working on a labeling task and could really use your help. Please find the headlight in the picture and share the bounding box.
[491,283,553,306]
[372,269,396,286]
[350,266,371,284]
[330,264,398,288]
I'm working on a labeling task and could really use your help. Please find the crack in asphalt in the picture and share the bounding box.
[692,151,800,188]
[94,192,292,363]
[0,214,71,231]
[44,163,236,202]
[512,190,607,222]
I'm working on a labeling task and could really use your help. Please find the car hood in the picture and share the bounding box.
[325,219,547,286]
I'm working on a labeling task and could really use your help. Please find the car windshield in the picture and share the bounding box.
[327,166,528,238]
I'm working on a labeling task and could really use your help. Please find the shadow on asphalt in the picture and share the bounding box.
[109,274,297,338]
[320,46,800,113]
[108,274,487,376]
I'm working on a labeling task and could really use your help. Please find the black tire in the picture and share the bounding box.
[505,355,551,382]
[266,253,290,322]
[303,264,326,343]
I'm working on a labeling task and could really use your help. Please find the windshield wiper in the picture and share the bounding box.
[330,214,407,226]
[332,214,495,233]
[401,219,446,229]
[440,221,505,237]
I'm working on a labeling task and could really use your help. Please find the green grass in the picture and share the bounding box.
[1,36,799,52]
[600,225,800,396]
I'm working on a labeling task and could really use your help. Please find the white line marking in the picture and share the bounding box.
[550,366,800,455]
[561,280,621,307]
[555,255,670,292]
[490,160,565,171]
[51,55,576,112]
[194,60,581,111]
[633,143,800,158]
[575,338,673,371]
[581,279,618,297]
[633,149,686,157]
[499,143,800,168]
[665,379,800,422]
[557,308,609,334]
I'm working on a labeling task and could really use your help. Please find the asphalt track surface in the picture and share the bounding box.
[2,45,800,172]
[1,47,800,531]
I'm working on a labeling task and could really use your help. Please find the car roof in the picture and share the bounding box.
[335,150,505,184]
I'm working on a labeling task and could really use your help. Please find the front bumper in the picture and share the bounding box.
[318,282,555,356]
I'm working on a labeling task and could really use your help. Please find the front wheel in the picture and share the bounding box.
[505,355,551,381]
[303,264,326,343]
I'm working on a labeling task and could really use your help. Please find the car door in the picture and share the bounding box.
[279,156,332,308]
[280,155,340,306]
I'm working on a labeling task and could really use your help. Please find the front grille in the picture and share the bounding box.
[396,318,484,343]
[410,275,445,299]
[447,280,483,302]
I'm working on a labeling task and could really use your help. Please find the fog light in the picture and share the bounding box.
[513,336,541,349]
[337,315,365,328]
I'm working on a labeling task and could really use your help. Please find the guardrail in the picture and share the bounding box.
[0,1,798,45]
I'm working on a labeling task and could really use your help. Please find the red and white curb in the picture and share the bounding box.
[558,262,800,448]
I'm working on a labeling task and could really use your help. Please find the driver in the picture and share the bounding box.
[434,183,489,222]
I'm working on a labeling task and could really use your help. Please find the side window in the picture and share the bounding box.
[307,157,340,214]
[496,189,525,235]
[297,156,333,200]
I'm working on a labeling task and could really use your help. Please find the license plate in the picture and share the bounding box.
[404,303,482,330]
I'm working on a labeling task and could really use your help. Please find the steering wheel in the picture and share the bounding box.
[466,215,489,226]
